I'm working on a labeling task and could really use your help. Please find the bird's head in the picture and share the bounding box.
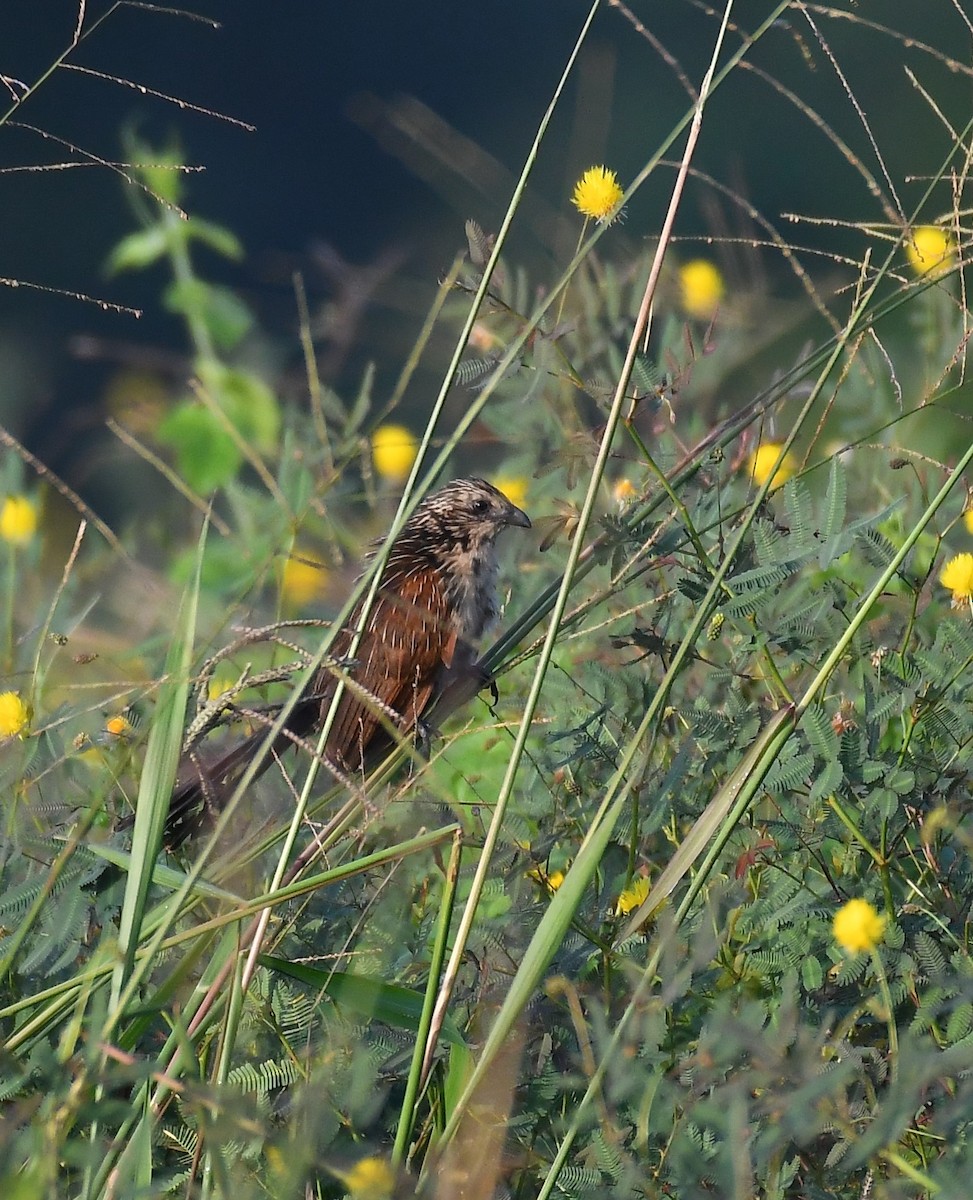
[412,477,531,555]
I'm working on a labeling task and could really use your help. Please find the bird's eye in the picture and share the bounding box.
[471,497,490,515]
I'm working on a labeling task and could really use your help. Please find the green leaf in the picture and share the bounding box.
[186,216,244,261]
[197,361,280,452]
[867,787,899,821]
[79,841,244,904]
[885,768,915,795]
[138,154,187,205]
[163,277,208,319]
[259,957,468,1047]
[945,1003,973,1045]
[808,758,842,803]
[817,456,847,568]
[105,227,168,274]
[120,130,188,204]
[164,279,254,350]
[109,521,205,1013]
[801,954,823,992]
[157,400,242,493]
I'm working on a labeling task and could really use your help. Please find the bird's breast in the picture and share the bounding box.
[442,546,500,642]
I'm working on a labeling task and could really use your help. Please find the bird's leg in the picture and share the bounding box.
[467,661,499,706]
[418,658,500,752]
[413,718,432,760]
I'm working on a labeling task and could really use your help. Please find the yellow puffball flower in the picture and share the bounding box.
[338,1156,396,1200]
[571,166,624,224]
[906,225,955,278]
[281,553,328,610]
[371,424,418,484]
[492,475,529,513]
[0,691,30,738]
[613,477,637,506]
[526,865,565,895]
[105,714,134,738]
[940,553,973,607]
[748,443,798,491]
[679,259,725,320]
[615,875,650,916]
[833,898,885,954]
[0,496,38,546]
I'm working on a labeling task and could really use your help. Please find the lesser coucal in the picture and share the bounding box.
[160,477,531,844]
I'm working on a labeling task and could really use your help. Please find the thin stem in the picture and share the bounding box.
[870,945,899,1084]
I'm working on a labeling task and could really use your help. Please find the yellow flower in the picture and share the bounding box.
[571,166,624,224]
[940,553,973,606]
[0,496,38,546]
[679,259,725,320]
[0,691,30,738]
[371,424,418,484]
[833,898,885,954]
[613,477,637,506]
[338,1156,395,1200]
[281,552,328,610]
[748,443,797,491]
[906,225,955,278]
[105,714,134,738]
[964,509,973,537]
[615,875,650,916]
[527,865,565,894]
[492,475,529,512]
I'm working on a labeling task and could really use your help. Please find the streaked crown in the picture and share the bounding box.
[402,477,530,556]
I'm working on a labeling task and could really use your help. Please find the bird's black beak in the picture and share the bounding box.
[505,502,531,530]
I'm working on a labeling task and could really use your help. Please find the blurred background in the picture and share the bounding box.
[0,0,968,518]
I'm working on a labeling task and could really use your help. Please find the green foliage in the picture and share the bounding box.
[8,6,973,1200]
[105,135,280,495]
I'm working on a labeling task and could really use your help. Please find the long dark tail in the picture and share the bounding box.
[157,692,329,848]
[140,667,453,848]
[162,729,279,848]
[117,731,275,849]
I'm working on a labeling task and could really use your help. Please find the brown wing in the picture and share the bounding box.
[316,566,454,771]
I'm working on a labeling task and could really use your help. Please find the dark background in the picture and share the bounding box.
[1,1,969,498]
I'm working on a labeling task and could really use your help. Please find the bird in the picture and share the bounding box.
[159,477,531,846]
